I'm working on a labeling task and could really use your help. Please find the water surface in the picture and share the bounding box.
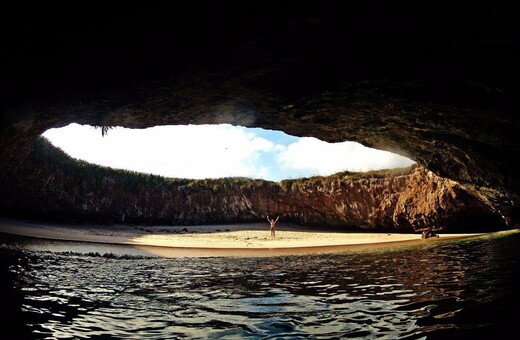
[1,231,519,339]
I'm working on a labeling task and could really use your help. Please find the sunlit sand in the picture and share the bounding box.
[0,218,496,258]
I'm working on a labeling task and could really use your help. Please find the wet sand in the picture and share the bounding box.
[0,218,493,257]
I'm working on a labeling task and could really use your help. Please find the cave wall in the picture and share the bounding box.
[0,138,505,231]
[1,76,517,226]
[1,2,519,228]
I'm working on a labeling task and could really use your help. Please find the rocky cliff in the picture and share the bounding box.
[0,138,504,231]
[1,3,519,230]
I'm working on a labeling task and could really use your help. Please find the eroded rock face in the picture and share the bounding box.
[1,2,519,228]
[1,76,518,227]
[0,138,505,231]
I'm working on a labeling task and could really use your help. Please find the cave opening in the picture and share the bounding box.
[41,123,415,182]
[0,121,505,231]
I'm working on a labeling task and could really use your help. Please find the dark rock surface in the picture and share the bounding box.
[0,138,506,231]
[1,2,519,229]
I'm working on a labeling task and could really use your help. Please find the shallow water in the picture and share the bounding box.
[1,231,519,339]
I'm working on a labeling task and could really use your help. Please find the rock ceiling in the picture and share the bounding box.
[1,2,519,226]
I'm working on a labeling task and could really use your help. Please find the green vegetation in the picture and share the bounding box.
[93,125,113,137]
[33,137,193,189]
[32,137,274,193]
[33,136,413,195]
[279,166,413,191]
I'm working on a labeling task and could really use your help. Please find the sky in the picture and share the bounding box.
[42,123,415,182]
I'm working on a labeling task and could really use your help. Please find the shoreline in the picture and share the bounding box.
[0,217,504,257]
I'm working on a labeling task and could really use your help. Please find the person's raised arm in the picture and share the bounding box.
[275,216,279,222]
[267,215,270,222]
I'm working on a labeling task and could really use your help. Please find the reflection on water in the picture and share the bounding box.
[1,231,519,339]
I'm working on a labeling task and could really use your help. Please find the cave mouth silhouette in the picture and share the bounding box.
[41,123,416,182]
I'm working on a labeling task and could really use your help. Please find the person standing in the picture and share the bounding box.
[267,215,279,237]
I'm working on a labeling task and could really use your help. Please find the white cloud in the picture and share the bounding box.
[276,137,415,176]
[43,124,277,179]
[42,123,415,181]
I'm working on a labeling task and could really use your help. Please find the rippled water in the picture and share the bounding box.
[1,231,519,339]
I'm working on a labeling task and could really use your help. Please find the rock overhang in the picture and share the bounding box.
[1,2,519,227]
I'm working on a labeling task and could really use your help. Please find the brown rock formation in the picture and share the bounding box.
[0,138,504,231]
[1,2,519,229]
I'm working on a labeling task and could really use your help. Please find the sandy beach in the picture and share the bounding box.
[0,218,493,257]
